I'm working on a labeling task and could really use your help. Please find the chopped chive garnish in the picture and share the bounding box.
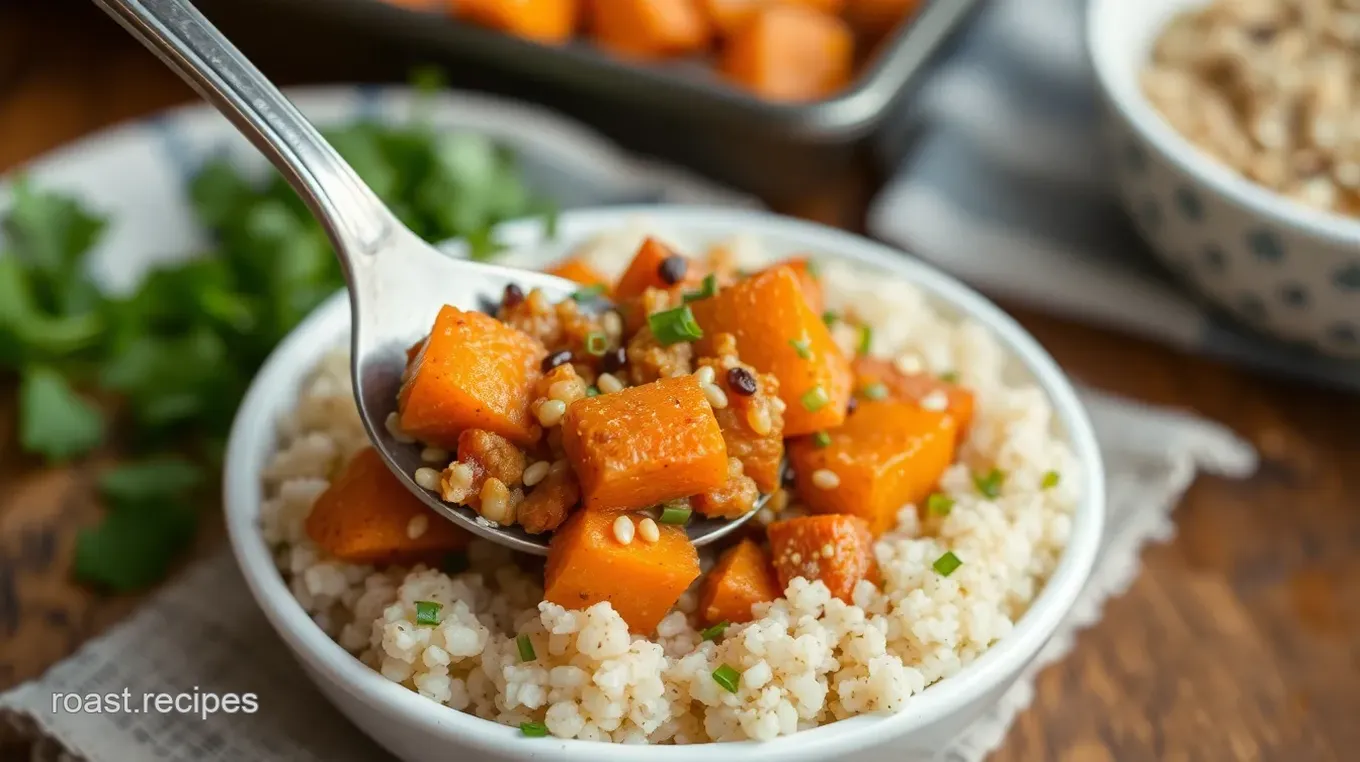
[933,551,963,577]
[517,633,537,662]
[860,382,888,401]
[520,722,549,737]
[683,273,718,303]
[712,664,741,694]
[812,430,832,448]
[939,371,959,383]
[800,386,829,412]
[926,492,955,516]
[857,325,873,355]
[974,468,1006,498]
[659,504,693,525]
[821,310,839,326]
[585,332,608,356]
[700,621,729,641]
[585,385,600,397]
[789,338,812,359]
[1041,470,1061,489]
[571,284,607,302]
[415,600,442,626]
[648,305,704,346]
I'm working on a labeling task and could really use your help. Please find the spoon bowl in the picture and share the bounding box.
[95,0,762,554]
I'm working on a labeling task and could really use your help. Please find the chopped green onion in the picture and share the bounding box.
[585,332,608,356]
[571,284,607,302]
[857,325,873,356]
[712,664,741,694]
[800,386,829,412]
[585,385,600,397]
[648,305,704,346]
[789,338,812,359]
[683,273,718,303]
[812,430,832,448]
[939,371,959,383]
[933,551,963,577]
[860,382,888,401]
[517,633,537,662]
[926,492,954,516]
[520,722,550,738]
[415,601,443,626]
[973,468,1006,499]
[821,310,839,326]
[658,504,693,525]
[700,621,729,641]
[1041,470,1061,489]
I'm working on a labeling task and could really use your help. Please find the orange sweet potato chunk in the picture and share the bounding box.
[720,5,853,102]
[306,447,471,564]
[591,0,710,60]
[546,257,612,293]
[846,0,921,36]
[691,266,852,436]
[458,0,580,43]
[613,237,692,302]
[789,400,957,535]
[764,256,824,315]
[698,539,781,625]
[398,305,546,449]
[562,375,728,512]
[767,514,877,603]
[545,510,700,633]
[853,356,975,439]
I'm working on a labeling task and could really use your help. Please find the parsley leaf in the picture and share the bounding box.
[74,500,197,591]
[100,457,204,506]
[18,365,105,462]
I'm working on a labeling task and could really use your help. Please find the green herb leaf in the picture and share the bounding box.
[73,500,197,591]
[585,385,600,397]
[415,600,443,626]
[683,273,718,303]
[700,621,729,641]
[856,325,873,356]
[933,551,963,577]
[18,366,105,462]
[1041,470,1061,490]
[821,310,839,327]
[800,386,829,412]
[859,382,888,401]
[647,305,703,346]
[571,284,607,302]
[517,633,537,662]
[712,664,741,694]
[520,722,550,738]
[939,371,959,383]
[585,332,608,357]
[658,504,692,525]
[100,457,204,506]
[973,468,1006,499]
[925,492,954,517]
[789,338,812,359]
[812,430,832,448]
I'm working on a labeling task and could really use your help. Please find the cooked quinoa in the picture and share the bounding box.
[260,228,1079,744]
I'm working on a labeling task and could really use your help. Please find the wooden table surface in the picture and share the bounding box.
[2,2,1357,760]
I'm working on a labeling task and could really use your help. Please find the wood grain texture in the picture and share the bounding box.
[1,1,1356,760]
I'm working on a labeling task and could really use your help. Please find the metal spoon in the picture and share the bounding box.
[94,0,766,555]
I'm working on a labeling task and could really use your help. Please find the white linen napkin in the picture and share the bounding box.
[1,388,1256,762]
[868,0,1360,392]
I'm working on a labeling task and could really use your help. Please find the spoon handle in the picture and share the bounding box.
[92,0,392,258]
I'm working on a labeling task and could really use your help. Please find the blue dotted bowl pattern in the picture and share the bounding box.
[1106,111,1360,358]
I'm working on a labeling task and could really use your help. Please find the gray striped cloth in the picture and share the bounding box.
[868,0,1360,391]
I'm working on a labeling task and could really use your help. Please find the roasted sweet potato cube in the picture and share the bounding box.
[698,539,781,625]
[691,266,852,436]
[306,447,471,564]
[590,0,710,60]
[846,0,921,36]
[546,256,612,293]
[763,256,824,315]
[789,400,957,535]
[767,514,877,602]
[720,5,853,103]
[562,375,728,512]
[457,0,580,42]
[701,0,763,35]
[853,356,975,440]
[398,305,546,449]
[613,237,696,301]
[545,510,700,633]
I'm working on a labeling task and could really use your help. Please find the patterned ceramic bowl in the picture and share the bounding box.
[1088,0,1360,358]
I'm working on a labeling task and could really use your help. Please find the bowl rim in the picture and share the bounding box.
[224,206,1106,761]
[1086,0,1360,246]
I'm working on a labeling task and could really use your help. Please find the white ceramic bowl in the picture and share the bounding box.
[223,207,1105,762]
[1089,0,1360,357]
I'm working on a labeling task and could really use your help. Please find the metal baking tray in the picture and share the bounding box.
[208,0,985,202]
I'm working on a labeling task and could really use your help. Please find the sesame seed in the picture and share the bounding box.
[385,411,415,443]
[420,446,449,464]
[638,517,661,544]
[612,515,635,545]
[597,372,625,395]
[407,514,429,539]
[536,399,567,427]
[703,383,729,409]
[522,461,550,487]
[414,467,441,491]
[694,365,716,386]
[811,469,840,489]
